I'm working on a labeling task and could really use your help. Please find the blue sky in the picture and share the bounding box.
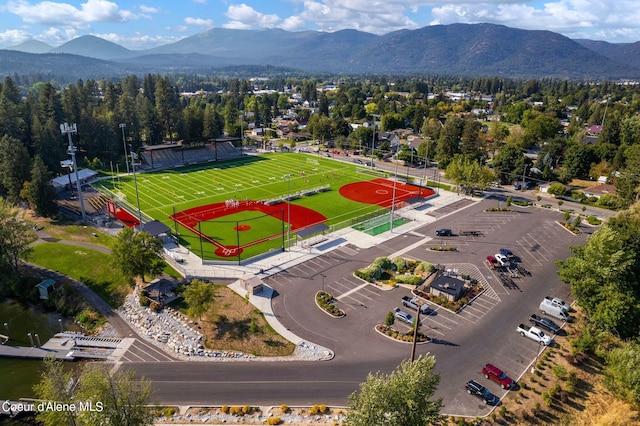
[0,0,639,50]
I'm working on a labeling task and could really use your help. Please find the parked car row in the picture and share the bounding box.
[465,362,515,406]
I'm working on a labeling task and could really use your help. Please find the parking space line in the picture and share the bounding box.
[335,282,371,301]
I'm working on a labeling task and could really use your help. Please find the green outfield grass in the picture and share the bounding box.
[94,153,393,260]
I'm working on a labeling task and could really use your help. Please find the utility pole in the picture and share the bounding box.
[60,123,87,223]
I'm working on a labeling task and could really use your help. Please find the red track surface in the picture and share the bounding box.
[339,178,435,206]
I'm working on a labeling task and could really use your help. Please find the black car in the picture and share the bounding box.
[529,314,561,334]
[465,380,499,405]
[435,228,452,236]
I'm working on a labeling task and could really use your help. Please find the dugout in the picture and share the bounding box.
[298,223,330,247]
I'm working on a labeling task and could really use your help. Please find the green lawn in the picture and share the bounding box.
[27,243,130,307]
[94,153,393,260]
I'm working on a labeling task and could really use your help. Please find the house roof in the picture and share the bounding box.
[430,275,466,297]
[584,184,617,195]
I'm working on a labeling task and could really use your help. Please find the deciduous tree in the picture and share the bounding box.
[182,279,216,321]
[111,227,164,283]
[345,354,442,426]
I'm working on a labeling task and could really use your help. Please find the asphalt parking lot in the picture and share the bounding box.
[266,196,588,416]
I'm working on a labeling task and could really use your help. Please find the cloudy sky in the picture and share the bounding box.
[0,0,639,50]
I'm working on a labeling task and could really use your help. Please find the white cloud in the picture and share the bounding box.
[0,29,32,46]
[289,0,419,34]
[139,5,159,14]
[223,20,253,30]
[279,15,306,31]
[7,0,136,27]
[193,0,207,4]
[224,3,281,28]
[92,31,186,50]
[184,17,214,28]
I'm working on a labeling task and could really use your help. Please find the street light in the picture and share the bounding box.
[320,273,326,293]
[531,340,544,373]
[119,123,129,174]
[129,144,143,228]
[60,122,87,223]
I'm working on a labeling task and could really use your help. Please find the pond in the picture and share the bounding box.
[0,299,81,400]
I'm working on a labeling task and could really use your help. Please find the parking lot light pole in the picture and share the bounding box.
[282,174,292,250]
[531,340,544,374]
[410,307,422,362]
[320,273,326,293]
[390,156,399,232]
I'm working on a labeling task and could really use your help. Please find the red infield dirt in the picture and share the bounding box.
[339,178,435,206]
[170,200,327,257]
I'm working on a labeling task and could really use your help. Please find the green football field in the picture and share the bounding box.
[94,153,392,260]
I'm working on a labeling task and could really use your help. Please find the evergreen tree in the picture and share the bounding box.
[21,156,58,218]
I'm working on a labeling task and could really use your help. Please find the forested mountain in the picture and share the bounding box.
[2,23,639,81]
[574,39,640,70]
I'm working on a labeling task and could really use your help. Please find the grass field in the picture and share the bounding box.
[94,153,408,261]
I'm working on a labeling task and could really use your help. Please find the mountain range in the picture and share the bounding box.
[3,23,640,81]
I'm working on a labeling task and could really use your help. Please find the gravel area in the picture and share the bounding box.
[117,292,332,362]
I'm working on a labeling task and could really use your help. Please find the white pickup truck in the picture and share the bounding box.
[401,296,431,315]
[516,324,552,346]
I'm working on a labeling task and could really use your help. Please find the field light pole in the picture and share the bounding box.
[129,144,143,229]
[119,123,129,174]
[282,174,292,251]
[60,122,86,223]
[390,156,399,232]
[421,140,430,188]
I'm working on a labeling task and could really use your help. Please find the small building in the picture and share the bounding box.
[240,274,264,295]
[143,278,178,305]
[429,275,466,302]
[36,279,57,300]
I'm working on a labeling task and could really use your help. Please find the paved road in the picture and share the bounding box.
[125,197,588,416]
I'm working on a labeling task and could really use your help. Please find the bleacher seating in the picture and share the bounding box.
[139,142,242,170]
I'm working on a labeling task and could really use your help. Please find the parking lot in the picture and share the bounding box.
[265,196,588,416]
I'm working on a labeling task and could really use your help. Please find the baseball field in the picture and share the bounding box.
[94,152,434,261]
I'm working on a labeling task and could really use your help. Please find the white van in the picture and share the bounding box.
[539,299,570,322]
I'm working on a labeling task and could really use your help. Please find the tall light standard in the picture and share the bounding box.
[119,123,129,174]
[60,122,86,223]
[282,174,292,250]
[390,155,399,232]
[129,144,143,228]
[370,120,376,169]
[421,139,430,188]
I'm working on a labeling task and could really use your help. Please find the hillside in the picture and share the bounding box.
[2,23,639,81]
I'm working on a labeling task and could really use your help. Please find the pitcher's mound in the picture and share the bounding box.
[234,224,251,231]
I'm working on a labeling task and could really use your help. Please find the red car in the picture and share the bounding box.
[486,255,499,269]
[481,363,514,389]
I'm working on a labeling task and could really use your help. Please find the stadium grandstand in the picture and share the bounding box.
[139,137,243,170]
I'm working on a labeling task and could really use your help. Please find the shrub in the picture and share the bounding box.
[506,196,512,206]
[373,256,392,270]
[573,216,582,227]
[279,404,289,414]
[558,200,564,206]
[309,405,320,415]
[414,262,435,276]
[548,183,567,196]
[229,406,242,415]
[394,275,423,285]
[139,290,150,307]
[392,257,407,273]
[319,404,328,414]
[552,364,567,379]
[162,407,176,417]
[385,311,395,326]
[267,417,283,425]
[586,215,602,225]
[221,405,230,414]
[354,269,374,282]
[242,405,251,414]
[543,392,553,406]
[150,301,161,313]
[364,264,383,279]
[564,211,571,221]
[537,195,542,201]
[499,406,507,417]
